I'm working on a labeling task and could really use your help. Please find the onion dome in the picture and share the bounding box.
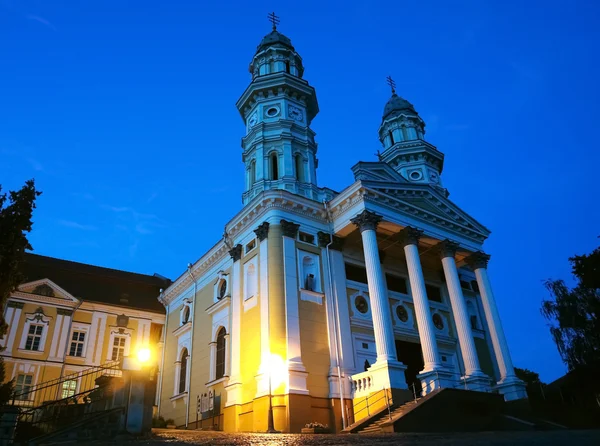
[382,93,418,120]
[256,30,295,53]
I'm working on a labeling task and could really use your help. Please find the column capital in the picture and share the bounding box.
[317,231,345,251]
[7,301,24,309]
[57,308,73,317]
[254,221,270,241]
[436,239,460,259]
[229,244,243,262]
[398,226,424,247]
[350,210,382,232]
[280,219,300,238]
[466,251,490,270]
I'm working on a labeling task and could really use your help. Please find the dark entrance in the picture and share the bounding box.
[396,340,424,392]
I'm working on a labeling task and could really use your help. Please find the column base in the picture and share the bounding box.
[328,369,353,398]
[369,359,409,390]
[495,376,528,401]
[288,364,309,395]
[461,372,493,392]
[255,372,270,398]
[224,381,242,407]
[417,369,457,395]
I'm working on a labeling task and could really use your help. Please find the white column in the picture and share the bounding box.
[55,310,72,362]
[400,228,441,372]
[5,302,23,353]
[93,314,107,365]
[48,314,65,361]
[225,244,243,406]
[255,222,272,397]
[467,252,527,400]
[281,220,308,394]
[208,341,217,382]
[438,241,491,391]
[350,211,407,391]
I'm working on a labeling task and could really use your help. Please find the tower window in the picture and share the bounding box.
[285,61,290,73]
[388,130,395,145]
[216,327,226,380]
[295,154,304,182]
[179,348,189,394]
[249,159,256,188]
[270,153,279,180]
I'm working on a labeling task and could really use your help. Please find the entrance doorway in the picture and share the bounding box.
[396,340,424,392]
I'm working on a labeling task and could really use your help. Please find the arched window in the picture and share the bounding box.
[179,348,189,394]
[182,306,190,325]
[270,153,279,180]
[295,154,304,182]
[388,130,395,145]
[285,61,290,73]
[246,263,257,300]
[216,327,226,380]
[249,159,256,186]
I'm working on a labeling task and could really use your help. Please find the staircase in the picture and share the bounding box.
[358,399,420,434]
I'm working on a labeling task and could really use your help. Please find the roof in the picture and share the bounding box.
[382,93,418,120]
[20,253,170,314]
[256,29,295,53]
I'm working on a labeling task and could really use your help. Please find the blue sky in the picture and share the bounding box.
[1,0,598,382]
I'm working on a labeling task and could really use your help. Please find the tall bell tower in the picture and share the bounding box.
[236,14,331,205]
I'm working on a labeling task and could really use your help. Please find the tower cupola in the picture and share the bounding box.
[236,13,332,205]
[378,77,446,194]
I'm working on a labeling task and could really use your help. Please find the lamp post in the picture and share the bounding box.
[266,367,280,433]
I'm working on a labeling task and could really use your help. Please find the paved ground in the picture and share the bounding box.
[95,429,600,445]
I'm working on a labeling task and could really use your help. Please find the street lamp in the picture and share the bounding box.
[266,353,285,434]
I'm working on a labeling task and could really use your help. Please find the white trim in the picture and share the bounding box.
[48,314,64,360]
[67,322,91,359]
[92,314,107,365]
[106,327,133,361]
[19,310,52,353]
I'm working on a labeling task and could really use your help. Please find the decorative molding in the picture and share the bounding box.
[254,222,270,241]
[350,210,382,232]
[57,308,73,317]
[466,252,490,270]
[281,219,300,238]
[398,226,424,247]
[229,244,243,262]
[436,239,460,259]
[299,289,324,305]
[316,231,345,251]
[7,301,24,309]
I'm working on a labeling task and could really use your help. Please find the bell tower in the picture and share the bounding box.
[378,77,447,195]
[236,14,330,205]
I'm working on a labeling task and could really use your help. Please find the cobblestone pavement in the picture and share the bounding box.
[94,428,600,446]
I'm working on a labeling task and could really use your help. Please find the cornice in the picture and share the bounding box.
[206,296,231,316]
[9,292,79,308]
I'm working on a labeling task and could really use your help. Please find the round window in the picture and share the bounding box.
[409,170,422,181]
[433,313,444,330]
[355,296,369,314]
[182,306,190,324]
[396,305,409,322]
[218,280,227,300]
[266,106,280,117]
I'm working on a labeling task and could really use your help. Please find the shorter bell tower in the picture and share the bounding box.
[378,77,447,195]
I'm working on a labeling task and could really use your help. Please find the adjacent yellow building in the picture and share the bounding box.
[1,253,168,406]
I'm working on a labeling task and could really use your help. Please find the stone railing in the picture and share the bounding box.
[350,370,375,399]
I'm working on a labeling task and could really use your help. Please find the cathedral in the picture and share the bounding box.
[157,18,527,433]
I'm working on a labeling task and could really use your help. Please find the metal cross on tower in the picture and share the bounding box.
[268,12,280,30]
[386,75,396,94]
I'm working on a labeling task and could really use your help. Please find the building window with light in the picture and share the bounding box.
[25,324,44,351]
[111,336,127,361]
[61,380,77,399]
[179,348,189,394]
[216,327,226,380]
[69,331,86,357]
[14,374,33,400]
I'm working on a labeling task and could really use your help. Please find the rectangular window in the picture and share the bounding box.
[298,232,315,244]
[345,263,368,284]
[459,280,472,291]
[25,324,44,351]
[386,273,408,294]
[61,380,77,399]
[111,336,127,361]
[15,374,33,400]
[245,239,256,253]
[69,331,86,357]
[426,284,443,303]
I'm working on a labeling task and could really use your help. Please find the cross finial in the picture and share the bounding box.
[268,12,280,30]
[386,75,396,94]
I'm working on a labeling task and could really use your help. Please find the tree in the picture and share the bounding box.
[0,180,42,404]
[541,243,600,370]
[515,367,542,386]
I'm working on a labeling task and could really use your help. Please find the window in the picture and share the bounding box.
[471,280,480,293]
[179,348,189,394]
[388,130,395,145]
[300,254,321,292]
[249,160,256,186]
[425,284,443,303]
[218,279,227,300]
[182,306,191,324]
[355,296,369,314]
[298,232,314,244]
[345,263,368,284]
[270,153,279,180]
[245,239,256,253]
[14,374,33,401]
[69,331,86,357]
[111,336,127,361]
[295,154,304,182]
[61,380,77,399]
[362,342,368,349]
[216,327,226,380]
[25,324,44,351]
[386,274,408,294]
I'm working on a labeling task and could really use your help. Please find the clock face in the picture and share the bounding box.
[248,113,258,127]
[288,105,303,122]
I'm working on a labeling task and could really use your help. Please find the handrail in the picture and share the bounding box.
[353,388,392,421]
[411,371,496,399]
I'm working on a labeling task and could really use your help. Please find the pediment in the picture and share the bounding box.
[17,278,79,303]
[351,162,409,184]
[363,183,490,240]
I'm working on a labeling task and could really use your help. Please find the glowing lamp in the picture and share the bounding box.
[136,348,152,365]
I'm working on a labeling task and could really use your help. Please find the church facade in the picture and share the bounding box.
[157,22,526,432]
